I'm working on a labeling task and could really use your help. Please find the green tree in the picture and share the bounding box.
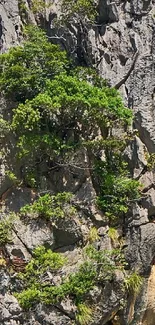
[0,26,68,102]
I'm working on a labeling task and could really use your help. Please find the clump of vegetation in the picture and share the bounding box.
[87,227,99,243]
[0,115,10,138]
[19,246,66,282]
[108,227,119,243]
[18,0,28,21]
[5,170,19,184]
[0,26,68,102]
[0,27,133,196]
[124,272,143,294]
[146,153,155,170]
[76,302,92,325]
[0,258,6,267]
[15,244,126,312]
[95,151,141,223]
[0,219,13,246]
[31,0,51,14]
[61,0,97,21]
[20,192,75,220]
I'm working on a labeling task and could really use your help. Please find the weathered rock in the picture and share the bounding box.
[53,216,83,248]
[6,217,54,259]
[124,136,148,178]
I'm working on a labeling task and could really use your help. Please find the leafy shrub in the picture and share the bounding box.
[19,246,66,284]
[0,26,68,102]
[0,219,13,246]
[15,244,126,310]
[10,72,132,161]
[124,272,143,293]
[31,0,50,14]
[0,26,133,188]
[76,303,92,325]
[15,287,41,310]
[61,0,97,21]
[0,116,10,138]
[20,192,75,219]
[87,227,99,243]
[95,150,141,222]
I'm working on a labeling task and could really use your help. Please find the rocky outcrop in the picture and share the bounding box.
[1,0,155,324]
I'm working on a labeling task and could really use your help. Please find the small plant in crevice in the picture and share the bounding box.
[0,115,10,138]
[0,258,7,267]
[95,150,141,224]
[5,170,19,185]
[0,219,13,246]
[76,302,92,325]
[108,227,119,243]
[124,272,143,294]
[87,227,99,244]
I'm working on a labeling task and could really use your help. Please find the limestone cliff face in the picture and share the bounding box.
[1,0,155,324]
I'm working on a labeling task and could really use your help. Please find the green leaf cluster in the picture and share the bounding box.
[20,192,75,220]
[0,219,13,246]
[0,115,10,138]
[61,0,97,21]
[20,246,66,282]
[124,272,143,294]
[31,0,51,14]
[76,302,92,325]
[15,244,125,311]
[95,149,141,222]
[0,26,68,102]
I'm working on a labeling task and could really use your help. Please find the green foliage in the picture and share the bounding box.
[15,287,41,310]
[87,227,99,243]
[61,0,97,21]
[95,148,141,222]
[146,153,155,170]
[0,26,133,187]
[46,74,132,124]
[0,116,10,138]
[85,245,126,281]
[11,72,132,160]
[19,246,66,282]
[0,219,13,246]
[5,170,18,184]
[0,26,68,102]
[31,0,51,14]
[15,244,125,310]
[18,0,28,21]
[20,192,75,220]
[124,272,143,294]
[76,303,92,325]
[108,228,119,243]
